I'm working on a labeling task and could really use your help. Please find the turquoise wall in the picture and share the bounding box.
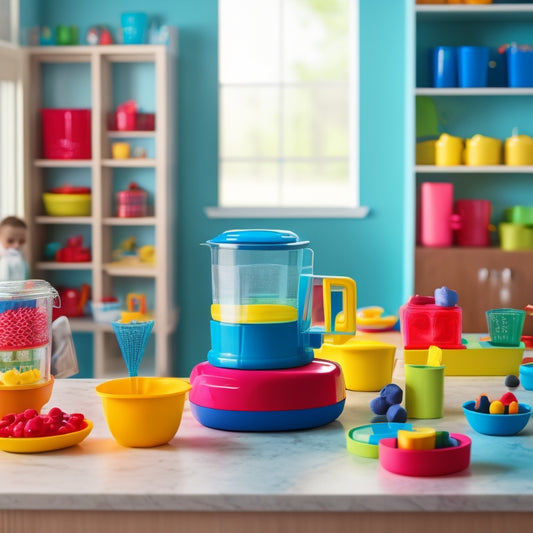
[21,0,411,376]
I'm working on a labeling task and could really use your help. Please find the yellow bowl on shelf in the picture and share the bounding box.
[42,193,91,216]
[0,376,54,418]
[95,377,191,448]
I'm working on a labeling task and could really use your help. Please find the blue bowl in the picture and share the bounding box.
[519,363,533,391]
[462,400,531,436]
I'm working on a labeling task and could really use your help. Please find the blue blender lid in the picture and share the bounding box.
[206,229,310,250]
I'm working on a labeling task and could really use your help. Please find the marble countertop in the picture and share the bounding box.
[0,368,532,513]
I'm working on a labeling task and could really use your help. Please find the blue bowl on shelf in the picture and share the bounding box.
[462,400,531,436]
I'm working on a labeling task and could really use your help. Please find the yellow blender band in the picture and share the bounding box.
[211,304,298,323]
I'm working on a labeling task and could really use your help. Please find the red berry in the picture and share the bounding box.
[23,408,38,420]
[0,427,10,437]
[24,416,44,437]
[1,414,15,425]
[68,414,85,429]
[48,407,64,419]
[12,421,24,438]
[57,422,76,435]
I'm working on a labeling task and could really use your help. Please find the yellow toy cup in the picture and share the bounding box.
[435,134,463,166]
[96,377,191,447]
[317,337,396,391]
[505,134,533,165]
[464,134,502,166]
[112,142,131,159]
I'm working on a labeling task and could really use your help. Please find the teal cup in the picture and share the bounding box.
[486,308,525,346]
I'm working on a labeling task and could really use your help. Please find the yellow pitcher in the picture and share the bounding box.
[505,134,533,165]
[435,134,464,166]
[464,134,502,166]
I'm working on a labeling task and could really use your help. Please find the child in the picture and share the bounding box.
[0,216,29,281]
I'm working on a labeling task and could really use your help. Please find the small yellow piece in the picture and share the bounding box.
[19,368,41,385]
[2,369,21,386]
[397,427,436,450]
[427,345,443,367]
[489,400,505,414]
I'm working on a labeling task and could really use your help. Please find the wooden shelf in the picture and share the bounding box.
[25,44,177,378]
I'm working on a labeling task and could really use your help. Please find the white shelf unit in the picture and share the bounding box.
[23,44,178,378]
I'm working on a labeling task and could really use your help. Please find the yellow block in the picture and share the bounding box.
[397,428,436,450]
[404,335,524,376]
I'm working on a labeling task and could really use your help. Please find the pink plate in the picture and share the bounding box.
[189,359,345,411]
[378,433,471,477]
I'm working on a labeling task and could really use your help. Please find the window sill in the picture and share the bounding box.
[204,206,370,219]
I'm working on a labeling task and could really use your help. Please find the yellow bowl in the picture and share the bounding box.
[317,338,396,392]
[0,376,54,418]
[0,419,93,453]
[95,377,191,448]
[42,193,91,216]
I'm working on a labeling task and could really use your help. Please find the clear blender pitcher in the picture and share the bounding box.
[0,280,59,385]
[206,229,356,369]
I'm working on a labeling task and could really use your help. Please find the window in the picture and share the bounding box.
[0,0,23,220]
[212,0,364,218]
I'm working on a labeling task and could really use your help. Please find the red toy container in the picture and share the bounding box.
[400,295,463,350]
[117,183,148,217]
[41,109,91,159]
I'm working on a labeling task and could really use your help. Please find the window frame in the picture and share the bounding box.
[206,0,368,219]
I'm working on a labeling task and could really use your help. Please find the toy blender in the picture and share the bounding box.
[0,280,59,416]
[189,229,357,431]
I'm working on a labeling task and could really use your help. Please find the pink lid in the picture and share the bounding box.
[189,359,345,411]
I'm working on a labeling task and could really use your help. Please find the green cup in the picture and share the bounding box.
[486,308,525,346]
[405,364,445,419]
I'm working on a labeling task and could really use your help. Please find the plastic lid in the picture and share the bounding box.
[206,229,309,250]
[346,423,413,459]
[0,279,59,302]
[189,359,345,411]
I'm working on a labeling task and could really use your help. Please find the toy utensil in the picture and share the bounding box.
[111,320,154,379]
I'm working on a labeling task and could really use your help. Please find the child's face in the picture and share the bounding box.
[0,226,27,251]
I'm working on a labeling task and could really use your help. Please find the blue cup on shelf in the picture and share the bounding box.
[457,46,490,88]
[121,12,147,44]
[506,45,533,87]
[433,46,457,88]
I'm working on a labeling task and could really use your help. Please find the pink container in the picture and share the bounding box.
[41,109,91,159]
[379,433,471,477]
[117,183,147,218]
[420,182,459,247]
[454,199,491,247]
